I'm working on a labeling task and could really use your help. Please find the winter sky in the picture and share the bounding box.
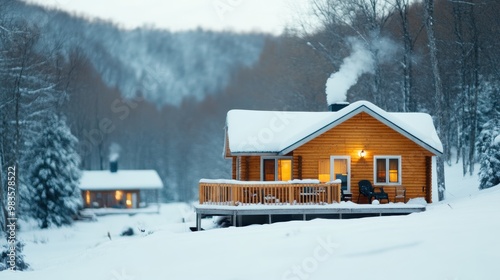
[23,0,320,34]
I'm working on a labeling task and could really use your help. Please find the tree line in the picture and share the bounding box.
[1,0,500,270]
[303,0,500,197]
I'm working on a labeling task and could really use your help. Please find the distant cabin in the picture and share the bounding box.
[221,100,443,203]
[80,164,163,209]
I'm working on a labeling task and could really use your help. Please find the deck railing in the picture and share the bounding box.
[199,179,341,206]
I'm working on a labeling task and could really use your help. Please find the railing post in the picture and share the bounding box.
[199,181,344,205]
[216,184,220,204]
[199,183,204,204]
[326,183,333,204]
[231,185,238,206]
[337,183,341,202]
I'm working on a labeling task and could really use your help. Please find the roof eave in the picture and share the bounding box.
[360,109,444,156]
[80,186,163,191]
[228,151,280,156]
[279,104,443,156]
[223,125,229,158]
[279,106,365,155]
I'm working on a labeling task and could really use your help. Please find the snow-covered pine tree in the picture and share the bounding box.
[29,115,82,228]
[0,239,29,271]
[479,133,500,190]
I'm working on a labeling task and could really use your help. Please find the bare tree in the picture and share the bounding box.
[452,0,480,176]
[423,0,446,201]
[393,0,417,112]
[0,18,47,271]
[310,0,395,105]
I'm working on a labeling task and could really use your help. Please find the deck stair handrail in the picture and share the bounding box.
[199,179,341,206]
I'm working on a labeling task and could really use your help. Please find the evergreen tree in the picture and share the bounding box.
[0,240,29,271]
[477,118,500,157]
[29,115,82,228]
[479,134,500,190]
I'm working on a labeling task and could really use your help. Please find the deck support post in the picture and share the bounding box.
[194,203,426,228]
[196,213,201,231]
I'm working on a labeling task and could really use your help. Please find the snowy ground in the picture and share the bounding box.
[2,163,499,280]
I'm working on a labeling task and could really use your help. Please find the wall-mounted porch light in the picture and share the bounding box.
[359,150,366,158]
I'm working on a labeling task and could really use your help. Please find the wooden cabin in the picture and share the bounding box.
[79,167,163,209]
[214,100,442,204]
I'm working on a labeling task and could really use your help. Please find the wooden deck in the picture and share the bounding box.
[199,179,341,206]
[195,180,425,230]
[194,203,425,230]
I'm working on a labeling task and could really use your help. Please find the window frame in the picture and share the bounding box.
[260,156,293,181]
[373,155,402,185]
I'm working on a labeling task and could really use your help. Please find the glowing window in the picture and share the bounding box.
[85,191,91,205]
[262,157,292,181]
[278,159,292,181]
[318,159,330,182]
[115,190,123,201]
[126,193,132,208]
[374,156,401,184]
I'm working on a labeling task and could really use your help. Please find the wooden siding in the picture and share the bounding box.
[224,132,231,158]
[231,156,237,180]
[294,155,303,179]
[294,112,434,203]
[425,156,432,202]
[237,156,261,181]
[231,112,435,203]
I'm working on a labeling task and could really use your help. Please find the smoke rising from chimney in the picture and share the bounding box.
[109,142,121,162]
[325,36,398,105]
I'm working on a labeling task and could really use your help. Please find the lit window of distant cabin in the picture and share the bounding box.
[374,156,401,184]
[318,159,330,182]
[262,157,292,181]
[85,191,91,205]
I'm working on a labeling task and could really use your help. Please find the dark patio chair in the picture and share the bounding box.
[341,189,352,202]
[357,180,389,204]
[336,174,352,202]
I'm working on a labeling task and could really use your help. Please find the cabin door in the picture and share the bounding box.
[330,156,351,192]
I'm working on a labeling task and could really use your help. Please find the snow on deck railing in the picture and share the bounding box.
[199,179,341,206]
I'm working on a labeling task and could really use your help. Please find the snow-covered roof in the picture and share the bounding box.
[225,100,443,156]
[80,170,163,191]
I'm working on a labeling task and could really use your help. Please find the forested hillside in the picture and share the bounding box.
[0,0,266,202]
[1,0,499,207]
